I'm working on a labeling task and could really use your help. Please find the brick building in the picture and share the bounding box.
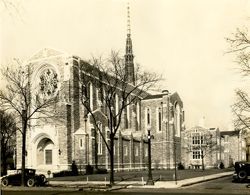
[142,91,184,169]
[182,126,221,169]
[15,48,184,174]
[220,130,246,167]
[182,126,247,169]
[16,5,184,174]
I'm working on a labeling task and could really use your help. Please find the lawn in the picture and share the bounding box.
[48,168,234,182]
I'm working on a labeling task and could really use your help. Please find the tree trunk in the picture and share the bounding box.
[110,136,114,185]
[1,146,7,175]
[21,113,27,187]
[201,156,205,171]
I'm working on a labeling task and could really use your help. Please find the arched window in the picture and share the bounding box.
[147,108,151,125]
[89,82,93,110]
[82,85,87,100]
[136,101,140,130]
[145,107,151,133]
[79,138,83,149]
[86,82,93,111]
[126,98,130,128]
[175,103,181,137]
[115,94,119,115]
[102,88,107,113]
[158,108,162,131]
[97,123,103,155]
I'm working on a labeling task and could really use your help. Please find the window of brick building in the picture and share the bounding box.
[192,150,203,159]
[124,145,128,156]
[115,94,119,115]
[157,107,162,132]
[200,135,204,144]
[136,101,140,130]
[96,88,102,107]
[135,146,139,156]
[79,138,83,149]
[145,108,151,129]
[89,82,93,110]
[175,103,181,137]
[145,108,151,133]
[97,123,102,155]
[127,99,130,128]
[147,108,150,125]
[192,132,201,145]
[145,147,148,157]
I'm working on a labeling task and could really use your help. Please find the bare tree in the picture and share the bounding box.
[227,28,250,135]
[231,89,250,134]
[0,0,24,21]
[226,28,250,76]
[0,109,16,175]
[183,128,219,170]
[77,51,161,185]
[0,63,58,186]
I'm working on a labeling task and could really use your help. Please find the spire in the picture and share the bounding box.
[127,2,131,35]
[125,1,135,85]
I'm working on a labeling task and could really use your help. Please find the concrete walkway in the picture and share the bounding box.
[48,171,234,189]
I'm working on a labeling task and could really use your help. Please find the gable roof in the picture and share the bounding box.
[143,92,183,108]
[170,92,183,107]
[74,128,87,135]
[220,130,240,136]
[143,94,163,100]
[27,48,66,62]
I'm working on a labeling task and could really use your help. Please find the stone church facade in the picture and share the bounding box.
[16,7,184,173]
[15,47,184,174]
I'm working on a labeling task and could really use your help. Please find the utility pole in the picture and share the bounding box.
[174,136,177,185]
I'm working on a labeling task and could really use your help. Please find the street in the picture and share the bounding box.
[1,176,250,195]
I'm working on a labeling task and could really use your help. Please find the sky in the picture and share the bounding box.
[1,0,250,130]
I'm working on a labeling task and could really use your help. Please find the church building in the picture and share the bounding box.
[16,5,184,174]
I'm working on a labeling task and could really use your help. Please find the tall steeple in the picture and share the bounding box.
[125,2,135,85]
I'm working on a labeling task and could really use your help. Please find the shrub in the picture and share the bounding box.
[71,161,78,176]
[219,162,224,169]
[178,162,185,170]
[94,168,108,174]
[85,165,94,175]
[53,170,73,177]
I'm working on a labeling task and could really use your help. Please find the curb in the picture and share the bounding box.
[180,172,233,187]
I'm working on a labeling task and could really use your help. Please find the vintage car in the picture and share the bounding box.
[232,161,250,182]
[1,169,47,187]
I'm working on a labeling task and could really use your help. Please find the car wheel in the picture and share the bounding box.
[238,170,247,182]
[1,178,9,187]
[39,174,47,185]
[27,178,35,187]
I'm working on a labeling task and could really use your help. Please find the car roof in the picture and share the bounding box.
[235,161,250,164]
[16,168,36,170]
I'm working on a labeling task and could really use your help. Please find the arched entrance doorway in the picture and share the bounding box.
[29,132,60,172]
[37,138,54,166]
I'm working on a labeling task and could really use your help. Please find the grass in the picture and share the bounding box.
[49,168,234,182]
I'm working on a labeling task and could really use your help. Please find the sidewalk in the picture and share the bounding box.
[48,171,233,189]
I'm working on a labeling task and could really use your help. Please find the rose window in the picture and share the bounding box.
[39,68,59,97]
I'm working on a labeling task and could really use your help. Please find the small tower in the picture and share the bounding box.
[125,2,135,85]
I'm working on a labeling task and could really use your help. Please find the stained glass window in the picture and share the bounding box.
[39,68,58,97]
